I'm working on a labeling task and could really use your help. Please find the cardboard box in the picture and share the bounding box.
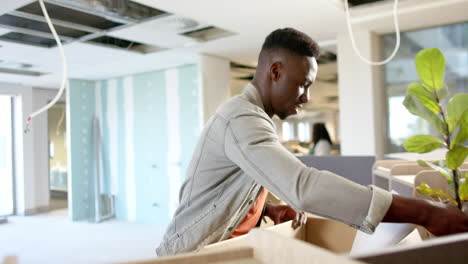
[117,247,261,264]
[204,216,422,256]
[117,228,365,264]
[118,227,468,264]
[203,216,357,254]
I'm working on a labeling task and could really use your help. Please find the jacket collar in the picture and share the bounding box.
[242,83,265,112]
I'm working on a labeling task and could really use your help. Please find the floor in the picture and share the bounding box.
[0,209,165,264]
[49,190,68,211]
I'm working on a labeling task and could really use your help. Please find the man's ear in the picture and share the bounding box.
[270,62,282,82]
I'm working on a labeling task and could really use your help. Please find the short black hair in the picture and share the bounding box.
[261,28,320,58]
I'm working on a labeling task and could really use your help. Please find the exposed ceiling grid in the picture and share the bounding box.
[0,0,466,95]
[131,0,346,65]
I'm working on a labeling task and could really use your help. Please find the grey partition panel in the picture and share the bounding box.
[391,181,413,197]
[298,156,375,186]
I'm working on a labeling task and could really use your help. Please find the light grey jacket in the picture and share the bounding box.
[156,84,392,256]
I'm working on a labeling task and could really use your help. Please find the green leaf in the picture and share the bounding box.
[403,135,444,153]
[407,82,440,114]
[417,160,452,181]
[460,174,468,201]
[417,183,457,205]
[415,48,445,91]
[451,111,468,147]
[446,94,468,132]
[433,160,447,167]
[403,94,446,136]
[446,145,468,170]
[417,160,430,167]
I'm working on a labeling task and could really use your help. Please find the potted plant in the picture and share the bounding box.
[402,48,468,215]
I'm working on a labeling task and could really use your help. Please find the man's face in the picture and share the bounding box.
[270,56,318,120]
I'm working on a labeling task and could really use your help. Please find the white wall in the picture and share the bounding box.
[31,88,62,213]
[0,82,58,215]
[198,55,231,123]
[0,82,33,215]
[337,28,385,159]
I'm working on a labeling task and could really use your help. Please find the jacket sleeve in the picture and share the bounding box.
[224,113,392,233]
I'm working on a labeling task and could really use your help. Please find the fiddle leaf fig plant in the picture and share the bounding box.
[460,173,468,201]
[402,48,468,210]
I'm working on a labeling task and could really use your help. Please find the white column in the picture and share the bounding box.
[106,79,119,195]
[337,28,385,159]
[31,88,61,213]
[0,83,33,215]
[165,68,182,218]
[123,76,136,221]
[198,55,231,124]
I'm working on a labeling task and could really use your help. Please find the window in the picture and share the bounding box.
[282,122,294,142]
[297,122,311,142]
[383,22,468,153]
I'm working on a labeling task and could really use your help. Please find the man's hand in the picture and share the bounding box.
[423,201,468,236]
[265,202,306,229]
[383,194,468,236]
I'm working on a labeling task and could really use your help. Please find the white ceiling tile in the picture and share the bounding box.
[132,0,345,64]
[108,15,204,48]
[0,28,11,36]
[0,0,35,15]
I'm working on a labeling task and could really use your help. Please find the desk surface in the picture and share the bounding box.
[374,167,391,178]
[392,175,415,187]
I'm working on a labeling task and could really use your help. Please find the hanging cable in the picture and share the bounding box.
[25,0,68,133]
[344,0,401,66]
[56,105,66,136]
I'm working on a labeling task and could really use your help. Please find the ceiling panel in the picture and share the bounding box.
[0,28,11,35]
[0,38,198,88]
[108,15,202,48]
[348,0,468,34]
[132,0,346,65]
[0,0,35,16]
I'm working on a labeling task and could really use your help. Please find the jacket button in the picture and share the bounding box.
[248,200,253,205]
[228,227,233,231]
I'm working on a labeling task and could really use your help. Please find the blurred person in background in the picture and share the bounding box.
[309,123,332,155]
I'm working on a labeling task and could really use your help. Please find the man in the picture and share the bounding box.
[156,28,468,256]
